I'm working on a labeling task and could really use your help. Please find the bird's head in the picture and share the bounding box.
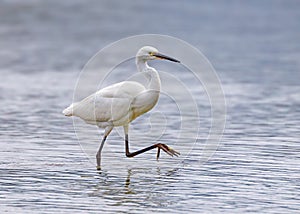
[136,46,180,63]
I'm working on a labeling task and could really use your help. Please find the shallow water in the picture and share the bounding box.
[1,0,300,213]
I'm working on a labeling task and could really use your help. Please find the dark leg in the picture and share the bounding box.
[156,147,161,159]
[123,125,180,159]
[96,136,107,170]
[96,126,113,170]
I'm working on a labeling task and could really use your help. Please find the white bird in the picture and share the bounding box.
[63,46,180,170]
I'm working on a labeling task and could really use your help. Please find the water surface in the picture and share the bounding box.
[0,0,300,213]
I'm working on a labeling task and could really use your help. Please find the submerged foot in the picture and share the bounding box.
[96,154,101,170]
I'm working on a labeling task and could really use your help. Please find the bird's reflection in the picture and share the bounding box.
[90,166,180,200]
[124,169,134,194]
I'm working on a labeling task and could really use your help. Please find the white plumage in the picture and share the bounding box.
[63,81,147,126]
[63,46,180,169]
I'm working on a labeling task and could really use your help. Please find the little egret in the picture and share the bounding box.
[63,46,180,169]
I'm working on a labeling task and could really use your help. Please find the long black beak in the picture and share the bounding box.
[153,53,180,63]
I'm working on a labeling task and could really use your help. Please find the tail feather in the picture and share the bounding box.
[63,103,75,116]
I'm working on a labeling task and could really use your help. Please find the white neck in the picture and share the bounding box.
[136,58,161,92]
[136,57,149,72]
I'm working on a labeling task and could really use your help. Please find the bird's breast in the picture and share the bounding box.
[130,90,160,121]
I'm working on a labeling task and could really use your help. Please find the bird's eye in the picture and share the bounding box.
[149,52,153,56]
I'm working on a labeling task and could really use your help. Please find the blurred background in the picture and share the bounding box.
[0,0,299,213]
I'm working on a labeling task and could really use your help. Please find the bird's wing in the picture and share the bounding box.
[72,81,146,123]
[97,81,146,98]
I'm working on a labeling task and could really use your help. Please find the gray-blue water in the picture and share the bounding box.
[1,0,300,213]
